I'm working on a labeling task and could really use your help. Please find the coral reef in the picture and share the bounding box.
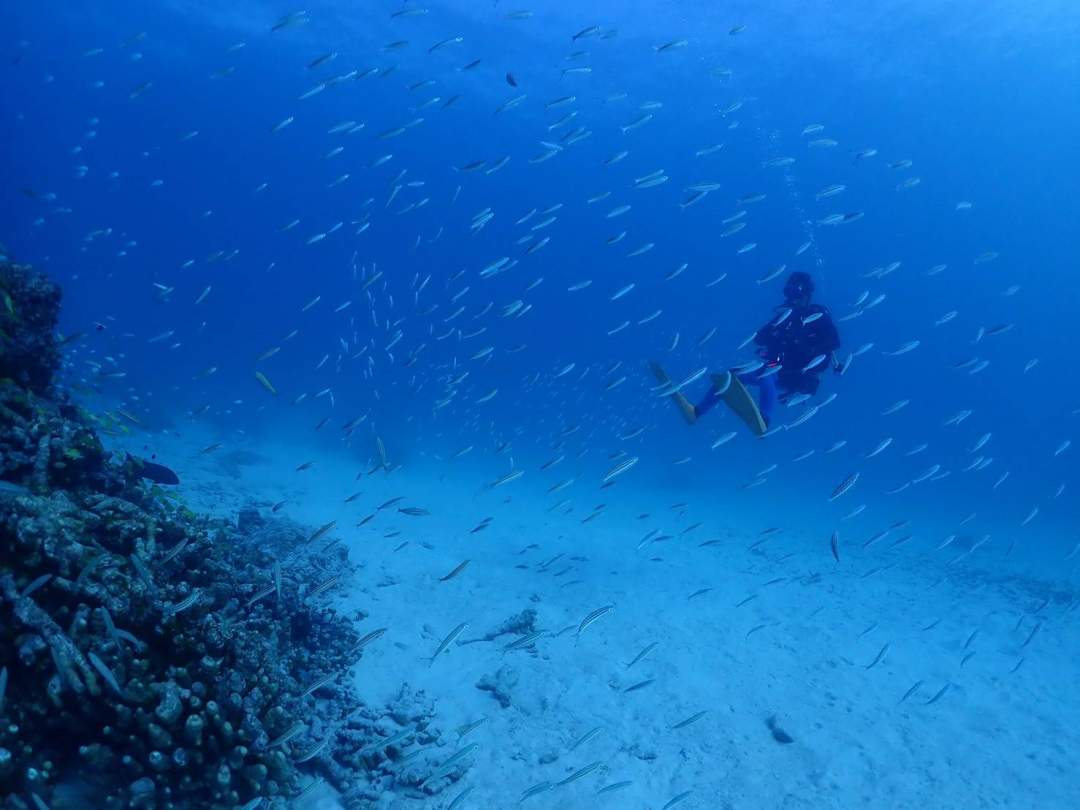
[0,257,376,809]
[462,607,537,646]
[476,667,519,709]
[0,261,106,496]
[0,256,62,396]
[335,684,460,808]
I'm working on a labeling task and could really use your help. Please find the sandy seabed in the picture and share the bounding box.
[110,424,1079,810]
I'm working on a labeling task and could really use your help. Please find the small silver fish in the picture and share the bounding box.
[427,622,468,666]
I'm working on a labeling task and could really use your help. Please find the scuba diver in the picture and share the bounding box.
[653,271,841,435]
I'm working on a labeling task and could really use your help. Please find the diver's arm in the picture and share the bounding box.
[817,309,841,353]
[753,321,772,346]
[754,311,781,349]
[805,307,841,371]
[825,313,842,373]
[825,311,842,349]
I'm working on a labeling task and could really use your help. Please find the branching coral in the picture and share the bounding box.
[0,258,387,809]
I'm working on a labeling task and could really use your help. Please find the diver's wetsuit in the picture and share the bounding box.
[694,302,840,426]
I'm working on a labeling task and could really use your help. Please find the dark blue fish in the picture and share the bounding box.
[128,454,180,485]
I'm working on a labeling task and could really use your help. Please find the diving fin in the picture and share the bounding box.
[711,371,768,437]
[650,361,698,425]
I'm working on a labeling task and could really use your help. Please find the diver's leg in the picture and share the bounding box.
[735,368,775,429]
[712,368,765,436]
[693,385,723,419]
[672,390,699,424]
[755,372,778,427]
[650,361,699,424]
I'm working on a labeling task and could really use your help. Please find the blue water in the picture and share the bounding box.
[8,1,1080,544]
[4,1,1080,803]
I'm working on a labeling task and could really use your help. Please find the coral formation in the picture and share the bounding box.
[0,255,62,396]
[476,608,537,643]
[0,257,376,809]
[335,684,460,808]
[476,665,519,709]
